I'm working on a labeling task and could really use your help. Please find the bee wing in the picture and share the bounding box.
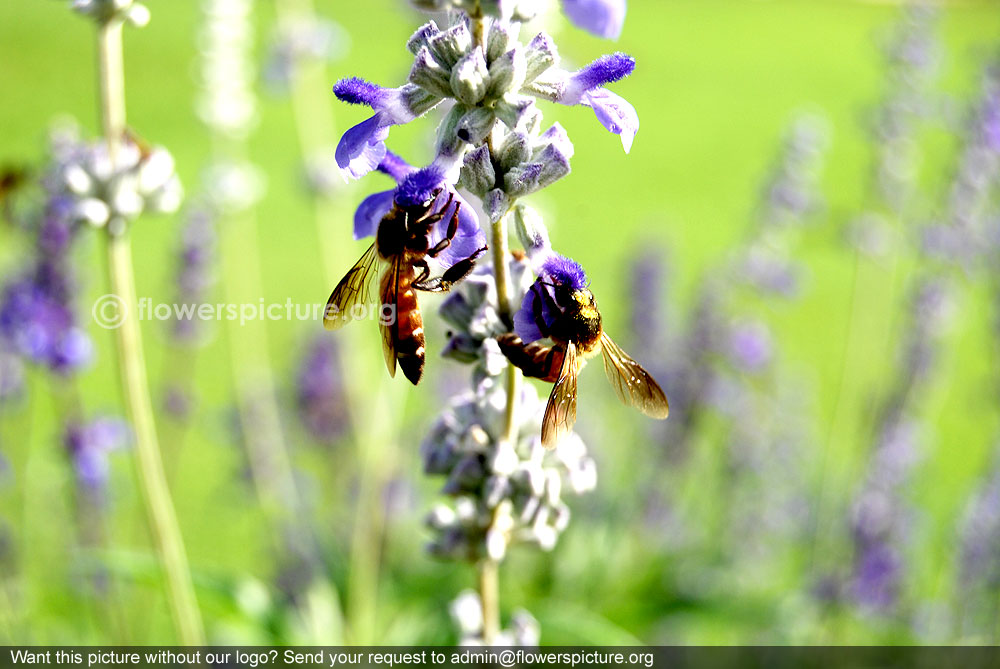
[541,341,578,449]
[323,243,380,331]
[600,332,669,419]
[379,255,401,378]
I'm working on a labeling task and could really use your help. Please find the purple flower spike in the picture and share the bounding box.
[562,0,627,40]
[581,88,639,153]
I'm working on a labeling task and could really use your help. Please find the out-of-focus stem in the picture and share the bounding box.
[479,559,499,644]
[97,18,205,646]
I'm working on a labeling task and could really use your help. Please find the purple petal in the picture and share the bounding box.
[582,88,638,153]
[377,150,415,182]
[354,190,394,240]
[564,53,635,103]
[335,115,390,180]
[562,0,626,39]
[396,166,446,208]
[541,254,588,290]
[513,283,552,343]
[333,77,391,109]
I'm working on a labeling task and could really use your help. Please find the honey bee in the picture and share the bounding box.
[324,189,487,385]
[498,254,668,448]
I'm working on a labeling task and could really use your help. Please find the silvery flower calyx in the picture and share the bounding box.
[331,16,639,181]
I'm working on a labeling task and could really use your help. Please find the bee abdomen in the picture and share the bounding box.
[395,284,426,385]
[497,333,563,383]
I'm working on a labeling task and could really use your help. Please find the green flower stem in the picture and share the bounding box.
[97,18,205,645]
[480,208,523,644]
[478,558,500,644]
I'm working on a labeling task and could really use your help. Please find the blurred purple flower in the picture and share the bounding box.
[170,205,217,345]
[0,184,90,376]
[727,321,773,371]
[561,0,626,40]
[628,247,669,362]
[852,541,901,611]
[296,336,348,442]
[63,416,130,492]
[0,277,92,375]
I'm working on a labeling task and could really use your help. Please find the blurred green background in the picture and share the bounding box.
[1,0,1000,645]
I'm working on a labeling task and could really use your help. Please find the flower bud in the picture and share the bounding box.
[497,131,531,172]
[512,204,551,258]
[483,188,511,223]
[524,32,559,83]
[428,21,472,70]
[459,144,496,196]
[409,47,453,99]
[486,20,515,64]
[75,198,111,227]
[494,95,541,134]
[451,48,489,106]
[456,106,497,145]
[125,3,150,27]
[486,47,527,100]
[406,20,439,55]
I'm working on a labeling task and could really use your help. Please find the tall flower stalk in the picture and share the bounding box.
[331,0,635,643]
[71,0,204,644]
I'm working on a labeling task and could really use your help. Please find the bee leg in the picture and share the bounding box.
[412,259,432,287]
[413,246,488,293]
[426,200,466,258]
[413,190,454,228]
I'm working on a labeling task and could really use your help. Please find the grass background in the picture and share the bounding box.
[1,0,1000,644]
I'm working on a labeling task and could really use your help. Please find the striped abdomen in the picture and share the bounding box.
[381,262,426,385]
[496,333,565,383]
